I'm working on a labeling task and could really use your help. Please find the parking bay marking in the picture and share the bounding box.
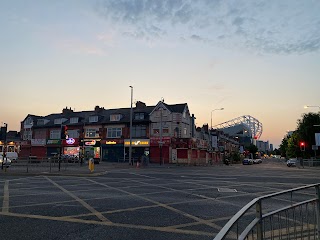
[44,176,111,223]
[2,180,9,213]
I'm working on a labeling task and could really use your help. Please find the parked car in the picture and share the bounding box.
[243,158,253,165]
[0,156,12,167]
[287,159,296,167]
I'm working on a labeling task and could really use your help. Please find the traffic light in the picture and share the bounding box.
[61,125,68,139]
[300,142,305,151]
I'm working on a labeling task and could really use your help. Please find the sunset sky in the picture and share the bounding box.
[1,0,320,148]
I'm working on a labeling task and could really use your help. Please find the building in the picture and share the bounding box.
[18,101,242,164]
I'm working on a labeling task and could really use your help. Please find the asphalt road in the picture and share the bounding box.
[1,159,320,240]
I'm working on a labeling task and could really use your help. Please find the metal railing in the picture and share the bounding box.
[3,157,85,173]
[214,183,320,240]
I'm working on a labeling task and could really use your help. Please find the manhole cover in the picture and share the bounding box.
[218,188,237,192]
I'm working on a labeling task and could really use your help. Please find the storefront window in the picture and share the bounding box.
[63,147,80,156]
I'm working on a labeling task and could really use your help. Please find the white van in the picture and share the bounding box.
[0,152,18,160]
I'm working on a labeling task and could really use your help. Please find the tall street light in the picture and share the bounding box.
[129,86,133,165]
[304,105,320,110]
[1,123,7,170]
[211,108,224,130]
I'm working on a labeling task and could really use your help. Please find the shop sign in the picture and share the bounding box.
[66,138,76,145]
[47,139,61,145]
[101,139,123,145]
[150,137,170,146]
[19,141,31,146]
[124,139,150,147]
[85,140,96,146]
[31,139,46,146]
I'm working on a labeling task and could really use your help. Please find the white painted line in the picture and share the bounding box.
[2,180,9,213]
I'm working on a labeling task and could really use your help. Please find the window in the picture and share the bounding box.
[184,128,187,135]
[68,129,79,138]
[85,128,99,138]
[110,114,121,121]
[50,130,60,139]
[183,111,186,118]
[163,129,169,134]
[25,118,33,125]
[89,116,98,123]
[23,131,32,140]
[134,113,144,120]
[132,125,146,137]
[54,118,63,125]
[153,129,159,134]
[37,119,45,125]
[107,128,122,138]
[70,117,78,124]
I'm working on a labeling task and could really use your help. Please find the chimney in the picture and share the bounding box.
[94,106,104,112]
[135,101,146,109]
[62,107,73,115]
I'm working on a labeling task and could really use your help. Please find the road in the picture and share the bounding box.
[1,159,319,240]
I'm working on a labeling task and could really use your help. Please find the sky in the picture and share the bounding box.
[1,0,320,148]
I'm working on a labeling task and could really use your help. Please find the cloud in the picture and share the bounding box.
[55,38,106,56]
[94,0,320,54]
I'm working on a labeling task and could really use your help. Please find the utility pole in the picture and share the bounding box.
[159,107,163,165]
[1,123,7,170]
[129,86,133,165]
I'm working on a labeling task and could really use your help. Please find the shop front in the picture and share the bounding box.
[18,141,31,158]
[31,139,47,159]
[150,137,170,164]
[101,139,124,162]
[62,138,80,156]
[124,139,150,161]
[81,139,101,161]
[46,139,61,157]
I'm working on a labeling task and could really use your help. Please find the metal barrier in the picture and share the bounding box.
[4,157,84,173]
[214,183,320,240]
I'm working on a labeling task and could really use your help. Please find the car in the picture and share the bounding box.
[0,156,12,167]
[287,159,296,167]
[243,158,253,165]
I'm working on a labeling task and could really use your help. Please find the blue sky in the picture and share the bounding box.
[1,0,320,148]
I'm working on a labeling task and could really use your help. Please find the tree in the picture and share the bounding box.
[280,112,320,159]
[279,136,289,157]
[286,131,300,158]
[296,112,320,158]
[247,144,258,158]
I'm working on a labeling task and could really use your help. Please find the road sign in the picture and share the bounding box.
[315,133,320,146]
[312,145,318,150]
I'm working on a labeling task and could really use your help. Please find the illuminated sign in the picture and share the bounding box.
[85,140,96,146]
[106,141,117,145]
[124,139,150,147]
[66,138,76,145]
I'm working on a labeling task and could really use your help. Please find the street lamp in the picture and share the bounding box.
[211,108,224,130]
[304,105,320,110]
[129,86,133,165]
[1,123,7,170]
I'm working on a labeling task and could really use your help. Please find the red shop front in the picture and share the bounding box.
[149,137,170,164]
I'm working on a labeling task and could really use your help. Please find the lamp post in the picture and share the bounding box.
[211,108,224,130]
[304,105,320,110]
[159,107,163,165]
[129,86,133,165]
[1,123,7,170]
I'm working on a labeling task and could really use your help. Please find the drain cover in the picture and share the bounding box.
[218,188,237,192]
